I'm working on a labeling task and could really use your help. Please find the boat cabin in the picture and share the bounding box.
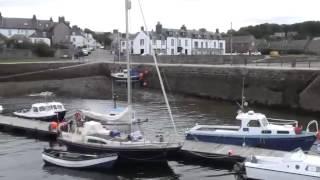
[31,102,65,113]
[236,111,296,135]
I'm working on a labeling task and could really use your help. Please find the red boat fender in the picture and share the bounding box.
[50,121,58,130]
[316,131,320,140]
[294,126,303,134]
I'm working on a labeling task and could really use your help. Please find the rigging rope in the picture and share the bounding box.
[137,0,178,136]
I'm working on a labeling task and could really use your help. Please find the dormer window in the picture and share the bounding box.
[24,22,28,26]
[247,120,261,127]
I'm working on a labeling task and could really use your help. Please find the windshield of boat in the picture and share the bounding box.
[57,105,63,110]
[39,106,46,112]
[261,117,268,127]
[33,107,38,112]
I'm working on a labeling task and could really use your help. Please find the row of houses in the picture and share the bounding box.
[112,22,226,56]
[0,12,99,49]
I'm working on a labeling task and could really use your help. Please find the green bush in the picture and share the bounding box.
[32,43,55,57]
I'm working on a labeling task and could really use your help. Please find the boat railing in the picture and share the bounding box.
[267,118,298,126]
[306,120,319,133]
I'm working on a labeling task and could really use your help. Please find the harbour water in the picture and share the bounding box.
[0,89,318,180]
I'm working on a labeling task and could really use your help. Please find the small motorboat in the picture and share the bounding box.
[244,149,320,180]
[42,148,118,169]
[13,102,66,121]
[186,110,318,151]
[0,105,3,113]
[111,69,140,81]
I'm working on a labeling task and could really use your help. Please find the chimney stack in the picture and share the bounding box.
[156,22,162,34]
[141,26,144,31]
[216,28,220,34]
[0,12,2,25]
[58,16,65,23]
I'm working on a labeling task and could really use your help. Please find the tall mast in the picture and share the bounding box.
[125,0,132,131]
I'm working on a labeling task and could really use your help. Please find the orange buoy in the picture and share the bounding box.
[50,121,58,129]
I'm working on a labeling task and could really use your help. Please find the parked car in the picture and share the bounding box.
[81,49,89,56]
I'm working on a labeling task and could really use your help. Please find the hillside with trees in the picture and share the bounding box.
[232,21,320,40]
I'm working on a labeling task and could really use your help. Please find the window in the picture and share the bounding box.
[201,42,203,48]
[140,39,144,46]
[306,166,320,172]
[153,39,156,45]
[33,107,39,112]
[122,41,125,46]
[39,106,46,112]
[87,139,106,144]
[219,42,223,49]
[73,38,76,42]
[205,42,208,48]
[194,42,198,48]
[185,40,188,46]
[214,42,217,48]
[171,39,174,46]
[178,39,181,46]
[247,120,261,127]
[161,39,165,45]
[277,131,289,134]
[57,105,62,110]
[261,130,272,134]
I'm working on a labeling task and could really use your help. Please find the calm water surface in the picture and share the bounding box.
[0,89,318,180]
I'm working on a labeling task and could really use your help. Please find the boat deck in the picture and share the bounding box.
[0,115,57,137]
[182,140,288,161]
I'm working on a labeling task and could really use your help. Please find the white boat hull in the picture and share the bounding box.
[42,153,117,169]
[246,166,319,180]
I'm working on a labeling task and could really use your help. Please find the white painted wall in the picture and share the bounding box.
[0,28,36,38]
[30,37,51,46]
[70,35,86,47]
[133,31,150,55]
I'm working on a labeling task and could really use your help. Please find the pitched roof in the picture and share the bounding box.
[0,17,54,30]
[29,30,49,38]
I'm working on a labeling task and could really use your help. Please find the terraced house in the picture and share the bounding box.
[120,22,225,55]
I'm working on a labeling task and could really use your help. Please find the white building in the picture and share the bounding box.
[119,23,225,56]
[70,26,86,47]
[29,31,51,46]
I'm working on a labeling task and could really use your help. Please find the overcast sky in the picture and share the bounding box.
[1,0,319,33]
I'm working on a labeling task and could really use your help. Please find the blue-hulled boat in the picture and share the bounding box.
[186,111,318,151]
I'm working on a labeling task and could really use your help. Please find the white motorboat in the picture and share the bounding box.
[186,110,317,151]
[111,69,140,81]
[0,105,3,113]
[14,102,66,121]
[245,149,320,180]
[42,148,118,169]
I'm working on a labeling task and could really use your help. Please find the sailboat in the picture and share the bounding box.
[58,0,182,162]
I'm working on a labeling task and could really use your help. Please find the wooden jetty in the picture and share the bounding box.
[0,115,57,137]
[182,140,288,162]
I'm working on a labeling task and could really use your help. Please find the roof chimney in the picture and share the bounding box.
[0,12,2,25]
[49,17,53,22]
[141,26,144,31]
[156,22,162,34]
[58,16,65,23]
[216,28,220,34]
[113,29,119,34]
